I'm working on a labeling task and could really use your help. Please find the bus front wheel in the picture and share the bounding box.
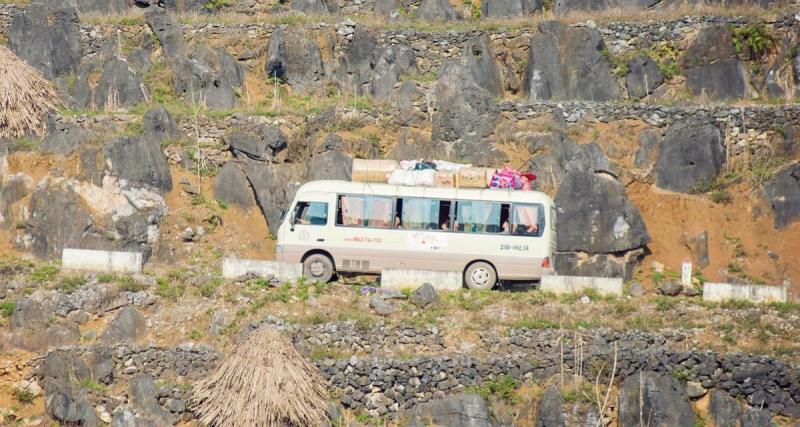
[303,254,335,283]
[464,262,497,291]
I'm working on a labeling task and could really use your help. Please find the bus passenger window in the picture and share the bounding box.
[438,200,452,231]
[295,202,328,226]
[512,204,543,236]
[401,198,440,230]
[364,196,393,228]
[455,201,502,233]
[337,195,365,226]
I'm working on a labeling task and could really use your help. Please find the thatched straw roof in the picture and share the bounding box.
[190,327,328,427]
[0,46,60,139]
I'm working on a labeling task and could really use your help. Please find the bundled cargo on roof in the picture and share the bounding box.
[349,159,535,189]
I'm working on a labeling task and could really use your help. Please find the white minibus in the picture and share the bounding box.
[276,180,556,290]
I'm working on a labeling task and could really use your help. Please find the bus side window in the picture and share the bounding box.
[337,195,365,226]
[294,202,328,225]
[455,201,502,234]
[512,203,543,237]
[401,198,440,230]
[364,196,393,228]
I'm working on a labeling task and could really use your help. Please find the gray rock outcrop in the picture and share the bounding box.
[8,1,82,79]
[554,171,649,279]
[481,0,539,18]
[100,306,147,344]
[617,371,695,427]
[654,122,725,193]
[625,55,664,99]
[535,386,565,427]
[105,136,173,191]
[523,21,620,101]
[684,26,752,100]
[213,162,255,208]
[408,393,495,427]
[416,0,460,21]
[762,162,800,229]
[95,57,148,109]
[265,27,326,91]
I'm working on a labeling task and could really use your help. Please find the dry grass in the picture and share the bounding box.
[0,46,60,139]
[76,2,790,28]
[189,326,328,427]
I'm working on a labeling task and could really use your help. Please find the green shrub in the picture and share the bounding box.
[13,388,36,404]
[0,300,16,317]
[31,264,60,283]
[511,316,558,329]
[97,273,115,283]
[709,190,732,204]
[58,275,87,294]
[732,24,776,60]
[468,375,520,403]
[204,0,230,9]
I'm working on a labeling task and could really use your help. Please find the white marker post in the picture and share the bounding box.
[681,258,692,287]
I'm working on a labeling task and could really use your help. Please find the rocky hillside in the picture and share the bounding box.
[0,0,799,425]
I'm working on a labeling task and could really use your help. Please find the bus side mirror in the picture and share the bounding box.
[289,207,297,232]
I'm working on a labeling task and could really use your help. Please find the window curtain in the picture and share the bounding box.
[341,196,365,225]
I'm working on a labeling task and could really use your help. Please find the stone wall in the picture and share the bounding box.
[31,322,800,419]
[54,13,798,74]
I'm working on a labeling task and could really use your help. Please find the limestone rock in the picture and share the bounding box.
[625,55,664,99]
[8,1,82,79]
[408,393,494,427]
[523,21,620,101]
[213,162,255,208]
[762,162,800,229]
[617,371,695,427]
[654,122,725,193]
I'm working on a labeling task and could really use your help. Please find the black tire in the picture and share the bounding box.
[303,254,335,283]
[464,261,497,291]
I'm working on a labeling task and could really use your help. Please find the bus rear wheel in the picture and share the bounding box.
[464,262,497,291]
[303,254,335,283]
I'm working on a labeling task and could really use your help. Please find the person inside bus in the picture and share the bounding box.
[514,223,539,236]
[394,216,402,229]
[441,221,449,231]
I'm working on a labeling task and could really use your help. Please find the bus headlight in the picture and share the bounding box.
[275,245,284,254]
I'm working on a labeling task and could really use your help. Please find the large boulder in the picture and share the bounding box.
[554,250,645,279]
[95,56,148,109]
[653,122,725,193]
[105,136,173,191]
[128,375,174,425]
[100,306,147,344]
[684,26,752,100]
[225,125,288,161]
[0,173,33,227]
[213,162,256,208]
[481,0,539,18]
[416,0,460,21]
[523,21,620,101]
[527,131,618,189]
[265,27,326,91]
[25,182,111,258]
[173,48,243,110]
[408,393,495,427]
[625,55,664,99]
[145,6,186,58]
[8,1,82,79]
[554,171,650,254]
[535,386,565,427]
[292,0,332,14]
[633,128,662,169]
[553,0,658,14]
[305,150,353,181]
[142,107,182,144]
[762,163,800,229]
[617,371,695,427]
[334,27,417,100]
[372,45,418,99]
[44,378,98,426]
[432,60,502,166]
[462,34,504,98]
[240,159,301,234]
[710,391,742,427]
[42,121,94,156]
